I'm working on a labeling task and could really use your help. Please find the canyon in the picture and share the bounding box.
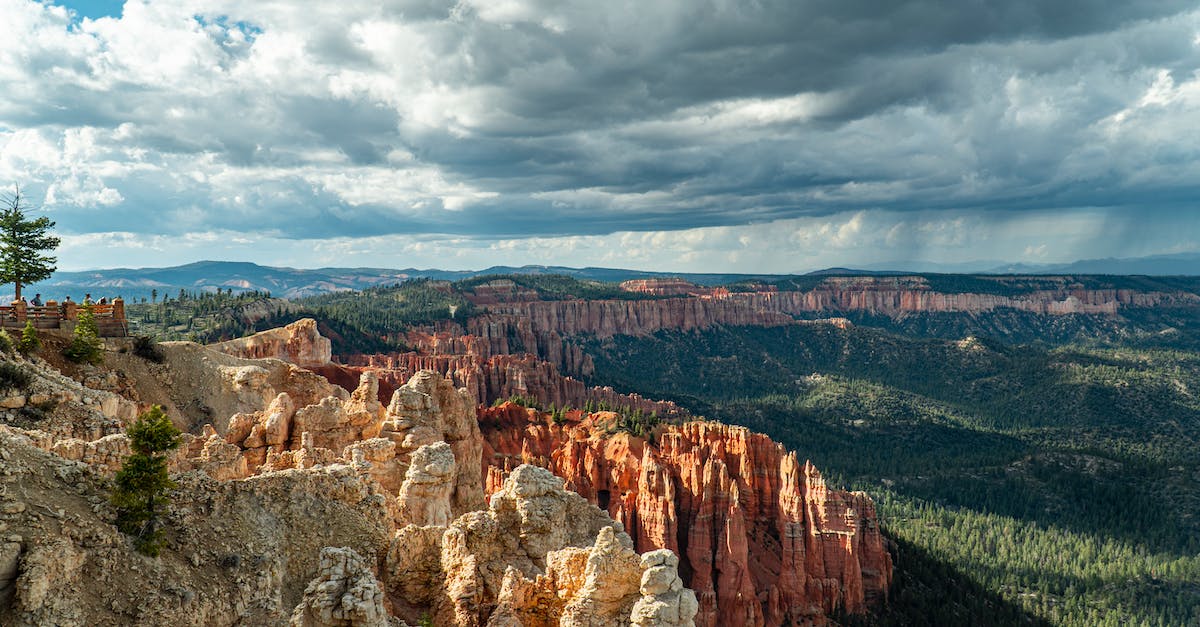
[336,277,1199,379]
[0,320,889,626]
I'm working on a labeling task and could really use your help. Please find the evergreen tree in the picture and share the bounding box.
[63,302,103,364]
[0,186,59,301]
[111,406,181,556]
[17,320,39,354]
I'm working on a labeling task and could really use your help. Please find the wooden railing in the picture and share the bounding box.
[0,298,128,336]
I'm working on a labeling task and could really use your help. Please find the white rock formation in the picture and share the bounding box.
[396,442,456,527]
[290,547,390,627]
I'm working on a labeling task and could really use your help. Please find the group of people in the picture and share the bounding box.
[14,293,112,308]
[5,293,120,325]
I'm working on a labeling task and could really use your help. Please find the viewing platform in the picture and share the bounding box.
[0,299,128,337]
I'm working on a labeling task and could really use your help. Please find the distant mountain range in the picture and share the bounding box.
[13,261,788,301]
[8,251,1197,302]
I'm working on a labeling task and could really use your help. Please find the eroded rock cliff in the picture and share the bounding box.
[330,351,680,418]
[211,318,332,367]
[1,333,705,627]
[0,427,393,626]
[479,403,893,626]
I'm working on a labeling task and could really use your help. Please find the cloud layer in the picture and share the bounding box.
[2,0,1199,271]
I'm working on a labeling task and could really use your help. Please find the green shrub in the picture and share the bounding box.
[17,321,39,354]
[111,405,181,556]
[0,329,12,354]
[63,303,103,364]
[0,361,30,392]
[131,335,164,363]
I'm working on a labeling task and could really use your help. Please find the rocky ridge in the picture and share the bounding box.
[212,318,333,368]
[327,352,679,418]
[0,335,699,626]
[455,285,1193,375]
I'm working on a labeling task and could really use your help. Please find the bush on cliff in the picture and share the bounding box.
[131,335,165,363]
[0,361,30,392]
[111,405,181,556]
[17,320,39,354]
[62,303,102,364]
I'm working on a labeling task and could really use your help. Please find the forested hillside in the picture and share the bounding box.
[586,325,1200,626]
[125,274,656,351]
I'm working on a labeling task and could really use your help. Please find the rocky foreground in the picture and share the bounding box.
[0,323,891,626]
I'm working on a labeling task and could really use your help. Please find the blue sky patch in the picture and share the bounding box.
[55,0,123,20]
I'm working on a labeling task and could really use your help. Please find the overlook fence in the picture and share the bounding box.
[0,299,128,337]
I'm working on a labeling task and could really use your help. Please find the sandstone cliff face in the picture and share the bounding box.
[479,404,893,626]
[212,318,332,367]
[440,285,1193,377]
[473,298,795,342]
[738,286,1199,317]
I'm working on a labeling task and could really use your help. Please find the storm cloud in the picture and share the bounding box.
[1,0,1198,271]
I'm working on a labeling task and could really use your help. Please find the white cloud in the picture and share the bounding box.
[0,0,1197,271]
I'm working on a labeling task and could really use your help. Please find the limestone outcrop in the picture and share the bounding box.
[439,465,634,625]
[156,339,346,434]
[630,550,698,627]
[290,547,391,627]
[396,442,456,527]
[0,318,710,627]
[384,371,484,517]
[212,318,333,367]
[381,464,693,627]
[479,404,893,625]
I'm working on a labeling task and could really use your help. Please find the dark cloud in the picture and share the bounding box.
[1,0,1198,266]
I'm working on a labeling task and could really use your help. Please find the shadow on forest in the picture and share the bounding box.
[847,532,1050,627]
[583,326,1200,556]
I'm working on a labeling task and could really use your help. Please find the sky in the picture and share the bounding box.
[1,0,1199,273]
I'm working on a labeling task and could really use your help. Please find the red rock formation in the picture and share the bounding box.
[478,404,893,626]
[737,286,1197,317]
[322,352,682,418]
[417,284,1194,376]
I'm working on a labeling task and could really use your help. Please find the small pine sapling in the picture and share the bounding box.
[17,320,39,354]
[110,405,182,556]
